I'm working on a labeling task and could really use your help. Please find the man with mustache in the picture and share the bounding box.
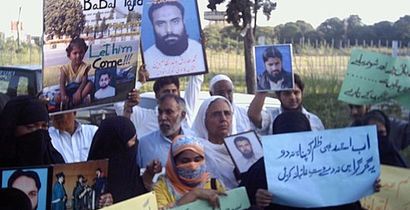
[8,170,42,210]
[137,94,194,168]
[249,74,324,135]
[257,46,292,91]
[234,136,260,172]
[143,0,205,78]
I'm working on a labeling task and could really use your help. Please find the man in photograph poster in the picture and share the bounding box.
[7,169,42,210]
[257,46,293,91]
[52,172,67,210]
[143,0,206,78]
[234,136,259,171]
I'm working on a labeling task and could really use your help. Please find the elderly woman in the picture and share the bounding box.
[87,116,159,206]
[0,96,63,167]
[154,135,225,209]
[192,95,238,189]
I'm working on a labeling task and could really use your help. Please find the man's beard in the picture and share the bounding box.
[155,28,189,56]
[268,70,284,83]
[242,151,255,159]
[160,116,183,137]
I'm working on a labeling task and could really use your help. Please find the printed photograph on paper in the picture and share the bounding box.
[42,0,142,114]
[254,44,294,91]
[224,131,263,173]
[1,166,50,210]
[50,159,108,210]
[140,0,208,80]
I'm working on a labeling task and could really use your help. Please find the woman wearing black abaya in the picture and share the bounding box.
[361,110,407,168]
[0,95,64,167]
[87,116,154,205]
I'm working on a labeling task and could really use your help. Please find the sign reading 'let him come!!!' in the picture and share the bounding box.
[262,126,380,208]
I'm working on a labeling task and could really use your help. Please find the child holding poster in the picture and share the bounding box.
[59,37,93,108]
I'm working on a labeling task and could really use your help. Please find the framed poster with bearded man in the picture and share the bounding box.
[141,0,208,80]
[224,131,264,174]
[254,44,294,92]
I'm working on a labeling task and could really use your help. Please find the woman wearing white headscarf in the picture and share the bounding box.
[192,96,238,189]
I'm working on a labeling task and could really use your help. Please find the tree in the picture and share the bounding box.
[255,26,275,44]
[278,22,301,43]
[294,20,314,40]
[317,17,344,44]
[203,24,224,50]
[100,17,108,38]
[372,21,394,42]
[44,0,85,39]
[207,0,277,94]
[345,15,364,42]
[393,15,410,43]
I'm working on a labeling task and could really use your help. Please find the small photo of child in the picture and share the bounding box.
[59,37,93,109]
[94,68,116,100]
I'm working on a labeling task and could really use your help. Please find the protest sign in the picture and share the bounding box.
[0,159,109,210]
[51,159,109,210]
[262,126,380,208]
[1,166,51,210]
[361,164,410,210]
[43,0,142,114]
[338,49,410,109]
[171,187,250,210]
[140,0,208,80]
[103,192,158,210]
[254,44,294,92]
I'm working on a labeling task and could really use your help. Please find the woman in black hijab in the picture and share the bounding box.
[87,116,147,204]
[0,96,63,167]
[241,111,363,210]
[360,110,407,168]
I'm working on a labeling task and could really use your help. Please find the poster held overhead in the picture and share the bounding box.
[43,0,143,114]
[140,0,208,80]
[254,44,294,92]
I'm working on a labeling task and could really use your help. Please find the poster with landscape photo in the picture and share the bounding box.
[43,0,142,114]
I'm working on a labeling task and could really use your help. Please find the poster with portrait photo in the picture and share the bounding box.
[140,0,208,80]
[224,131,264,174]
[254,44,294,92]
[94,67,117,100]
[50,159,109,210]
[1,166,51,210]
[42,0,143,114]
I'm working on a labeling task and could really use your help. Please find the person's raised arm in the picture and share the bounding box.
[122,65,149,118]
[123,89,140,119]
[184,74,204,126]
[248,92,268,128]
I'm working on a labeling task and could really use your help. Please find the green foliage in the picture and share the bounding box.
[394,15,410,42]
[44,0,85,39]
[317,17,345,43]
[0,39,41,65]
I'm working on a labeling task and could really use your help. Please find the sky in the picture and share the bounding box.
[1,0,409,37]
